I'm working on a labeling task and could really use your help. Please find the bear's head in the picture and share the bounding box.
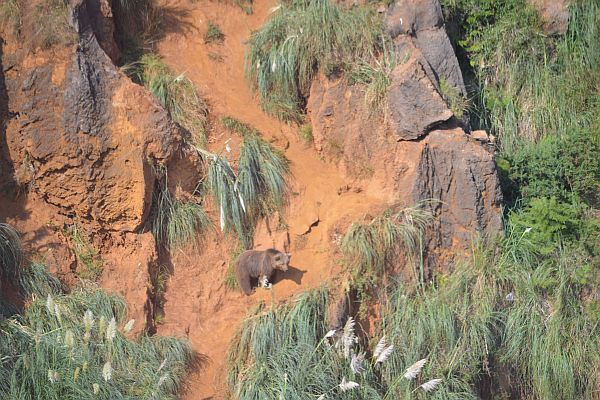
[273,252,291,272]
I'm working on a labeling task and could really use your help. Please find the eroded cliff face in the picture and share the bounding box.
[0,0,183,333]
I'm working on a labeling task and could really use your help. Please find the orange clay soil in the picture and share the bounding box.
[156,0,391,398]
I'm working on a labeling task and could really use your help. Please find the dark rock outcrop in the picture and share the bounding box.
[385,0,466,140]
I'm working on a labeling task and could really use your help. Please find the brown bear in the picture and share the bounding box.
[235,248,291,295]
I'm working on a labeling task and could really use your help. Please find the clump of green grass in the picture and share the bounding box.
[341,202,434,303]
[204,22,225,44]
[0,223,22,287]
[0,264,193,399]
[233,0,253,15]
[245,0,383,121]
[32,0,76,50]
[298,123,313,145]
[206,118,290,248]
[18,263,64,300]
[150,178,212,251]
[438,77,469,119]
[347,40,406,114]
[67,225,103,282]
[131,54,209,146]
[0,0,21,35]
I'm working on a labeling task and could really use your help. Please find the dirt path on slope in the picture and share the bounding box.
[156,1,389,398]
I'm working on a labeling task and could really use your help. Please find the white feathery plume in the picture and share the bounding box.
[238,193,246,213]
[102,361,112,381]
[83,310,94,332]
[123,319,135,333]
[46,294,54,315]
[271,61,277,72]
[157,374,168,388]
[339,377,359,392]
[316,395,325,400]
[93,383,100,394]
[376,344,394,364]
[420,378,442,392]
[268,4,281,13]
[64,330,75,348]
[99,316,107,335]
[403,358,427,380]
[373,335,386,359]
[157,358,167,372]
[342,317,357,359]
[54,304,62,324]
[220,204,225,231]
[106,317,117,342]
[324,329,337,338]
[48,369,58,383]
[351,352,365,375]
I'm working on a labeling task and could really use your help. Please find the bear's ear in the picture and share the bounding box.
[274,254,282,261]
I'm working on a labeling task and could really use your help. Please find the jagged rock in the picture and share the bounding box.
[2,0,181,232]
[84,0,121,62]
[386,0,466,96]
[386,56,453,140]
[385,0,443,35]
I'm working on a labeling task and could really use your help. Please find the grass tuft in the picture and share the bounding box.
[129,54,209,146]
[0,0,21,35]
[204,22,225,44]
[245,0,383,121]
[32,0,76,50]
[0,223,22,286]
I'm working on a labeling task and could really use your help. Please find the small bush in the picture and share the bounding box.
[151,180,212,251]
[298,123,313,145]
[0,0,21,35]
[245,0,383,121]
[68,225,103,282]
[204,22,225,44]
[208,118,290,248]
[438,77,469,119]
[32,0,76,50]
[341,203,433,302]
[132,54,209,146]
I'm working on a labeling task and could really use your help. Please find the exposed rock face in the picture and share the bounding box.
[386,55,453,140]
[2,0,181,232]
[308,75,502,269]
[384,0,466,141]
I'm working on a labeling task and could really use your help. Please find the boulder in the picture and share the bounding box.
[386,56,453,140]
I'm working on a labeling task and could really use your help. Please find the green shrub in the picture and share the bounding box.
[32,0,76,50]
[245,0,383,121]
[67,225,103,282]
[151,180,212,251]
[341,203,433,305]
[508,197,589,254]
[204,22,225,44]
[298,123,313,145]
[208,118,290,248]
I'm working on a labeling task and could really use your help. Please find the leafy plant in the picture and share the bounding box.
[298,123,313,145]
[438,78,469,119]
[0,223,22,287]
[0,266,193,399]
[151,179,212,251]
[67,225,103,282]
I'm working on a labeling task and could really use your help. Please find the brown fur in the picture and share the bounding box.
[235,248,290,295]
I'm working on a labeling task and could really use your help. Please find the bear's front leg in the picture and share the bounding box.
[258,275,273,289]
